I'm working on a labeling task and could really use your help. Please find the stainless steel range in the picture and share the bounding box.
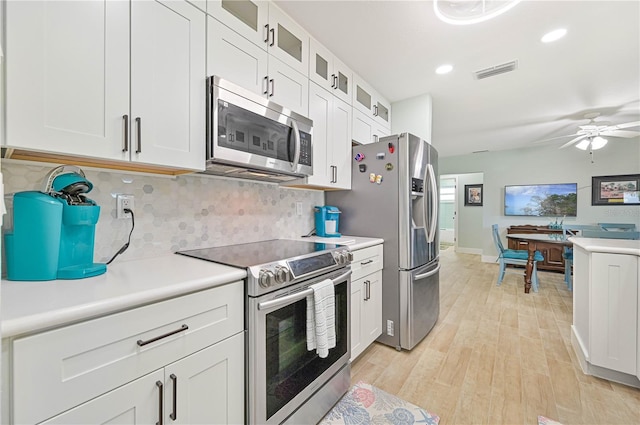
[178,239,352,425]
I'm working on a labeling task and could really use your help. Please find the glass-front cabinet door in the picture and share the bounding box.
[353,73,391,129]
[207,0,269,50]
[310,38,352,105]
[267,4,309,77]
[353,76,373,117]
[374,100,390,126]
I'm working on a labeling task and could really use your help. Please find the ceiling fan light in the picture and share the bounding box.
[591,136,608,150]
[433,0,522,25]
[575,139,590,150]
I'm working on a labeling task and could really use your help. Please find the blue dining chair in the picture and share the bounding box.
[562,225,576,290]
[491,224,544,292]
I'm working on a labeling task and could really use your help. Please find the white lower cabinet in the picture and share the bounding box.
[6,282,244,425]
[590,252,638,375]
[40,369,164,424]
[350,244,383,361]
[41,333,244,425]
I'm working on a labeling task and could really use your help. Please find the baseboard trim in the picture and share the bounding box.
[456,247,483,255]
[481,255,499,263]
[571,326,640,389]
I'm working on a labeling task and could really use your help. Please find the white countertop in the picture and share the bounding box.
[1,254,246,338]
[570,237,640,256]
[293,235,384,251]
[1,237,383,339]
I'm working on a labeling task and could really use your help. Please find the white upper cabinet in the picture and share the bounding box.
[266,4,309,77]
[353,73,391,129]
[5,1,129,160]
[207,15,269,96]
[267,56,309,116]
[206,0,308,77]
[307,82,351,189]
[206,1,308,116]
[130,0,206,170]
[309,38,352,105]
[352,109,390,145]
[206,0,269,49]
[4,0,206,171]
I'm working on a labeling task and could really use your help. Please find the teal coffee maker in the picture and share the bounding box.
[5,165,107,280]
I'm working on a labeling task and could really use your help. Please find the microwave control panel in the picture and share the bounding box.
[298,131,312,166]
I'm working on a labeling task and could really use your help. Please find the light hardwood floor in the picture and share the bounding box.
[350,248,640,425]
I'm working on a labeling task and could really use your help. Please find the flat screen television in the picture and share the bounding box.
[504,183,577,216]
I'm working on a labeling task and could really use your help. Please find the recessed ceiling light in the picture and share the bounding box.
[436,64,453,75]
[541,28,567,43]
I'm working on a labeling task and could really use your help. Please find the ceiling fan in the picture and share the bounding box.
[554,112,640,150]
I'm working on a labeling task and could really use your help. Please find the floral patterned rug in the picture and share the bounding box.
[319,381,440,425]
[538,415,564,425]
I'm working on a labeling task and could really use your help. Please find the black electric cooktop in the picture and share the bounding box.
[177,239,342,268]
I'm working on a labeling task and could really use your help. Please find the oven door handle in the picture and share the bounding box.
[258,270,352,311]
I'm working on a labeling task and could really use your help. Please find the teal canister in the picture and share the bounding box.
[5,191,63,281]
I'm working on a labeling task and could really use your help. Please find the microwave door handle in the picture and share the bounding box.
[258,270,352,311]
[291,118,301,171]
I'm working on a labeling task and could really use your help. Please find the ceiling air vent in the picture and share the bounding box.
[474,60,518,80]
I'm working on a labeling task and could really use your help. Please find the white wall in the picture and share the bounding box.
[453,172,484,253]
[440,138,640,259]
[391,93,432,142]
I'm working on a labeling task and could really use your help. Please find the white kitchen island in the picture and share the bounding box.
[570,236,640,388]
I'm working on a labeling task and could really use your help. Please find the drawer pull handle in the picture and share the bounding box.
[156,380,163,425]
[170,374,178,420]
[361,259,374,265]
[137,324,189,347]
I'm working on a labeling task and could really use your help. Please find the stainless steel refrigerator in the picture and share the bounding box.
[326,133,439,350]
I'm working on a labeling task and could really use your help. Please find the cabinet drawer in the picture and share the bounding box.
[351,244,383,281]
[12,282,244,425]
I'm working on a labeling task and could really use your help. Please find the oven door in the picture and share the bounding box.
[248,268,351,425]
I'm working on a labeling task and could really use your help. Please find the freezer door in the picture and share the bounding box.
[399,261,440,350]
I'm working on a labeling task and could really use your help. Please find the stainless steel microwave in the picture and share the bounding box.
[204,76,313,183]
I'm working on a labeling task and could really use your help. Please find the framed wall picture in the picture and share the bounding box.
[591,174,640,205]
[464,184,483,206]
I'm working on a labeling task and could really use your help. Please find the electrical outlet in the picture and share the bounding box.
[116,194,134,219]
[386,320,394,336]
[296,202,303,216]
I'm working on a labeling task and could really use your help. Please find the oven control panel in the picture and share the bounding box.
[258,266,292,288]
[253,248,352,292]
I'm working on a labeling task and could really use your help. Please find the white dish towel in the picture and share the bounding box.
[306,279,336,358]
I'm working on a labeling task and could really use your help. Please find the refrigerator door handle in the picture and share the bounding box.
[415,263,441,280]
[426,163,438,243]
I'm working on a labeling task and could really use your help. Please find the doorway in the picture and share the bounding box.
[439,176,457,248]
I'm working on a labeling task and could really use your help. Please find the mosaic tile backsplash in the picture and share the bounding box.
[1,162,324,269]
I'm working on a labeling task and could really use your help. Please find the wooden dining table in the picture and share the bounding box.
[506,233,573,293]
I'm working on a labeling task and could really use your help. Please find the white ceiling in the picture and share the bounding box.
[274,0,640,157]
